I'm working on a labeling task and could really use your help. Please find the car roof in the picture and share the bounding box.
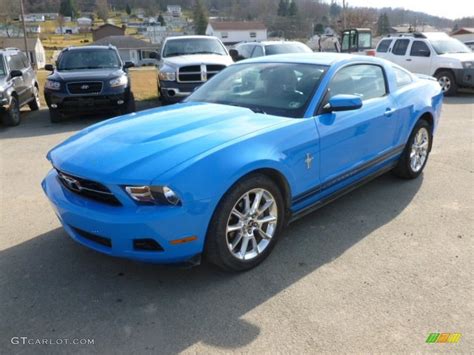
[239,52,385,66]
[165,35,219,41]
[64,45,118,51]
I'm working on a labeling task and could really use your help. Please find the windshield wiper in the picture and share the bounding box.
[250,107,267,114]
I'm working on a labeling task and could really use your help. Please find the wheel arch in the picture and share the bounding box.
[433,67,455,78]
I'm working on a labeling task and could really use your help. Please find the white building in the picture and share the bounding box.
[55,26,80,35]
[21,14,45,22]
[167,5,182,17]
[77,17,93,28]
[206,21,267,45]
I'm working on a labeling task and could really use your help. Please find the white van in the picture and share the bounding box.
[375,32,474,95]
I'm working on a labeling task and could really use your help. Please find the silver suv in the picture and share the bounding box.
[0,48,40,126]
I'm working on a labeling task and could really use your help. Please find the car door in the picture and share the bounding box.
[389,39,411,67]
[315,64,400,190]
[7,54,28,104]
[404,40,432,75]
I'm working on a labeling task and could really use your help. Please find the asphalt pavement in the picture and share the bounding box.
[0,96,472,354]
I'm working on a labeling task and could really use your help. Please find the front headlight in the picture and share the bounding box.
[45,80,61,90]
[109,76,128,87]
[124,185,181,205]
[158,71,176,81]
[462,61,474,69]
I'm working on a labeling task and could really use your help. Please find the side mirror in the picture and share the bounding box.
[323,94,362,112]
[45,64,54,71]
[229,49,240,62]
[10,70,23,78]
[124,61,135,69]
[149,52,161,61]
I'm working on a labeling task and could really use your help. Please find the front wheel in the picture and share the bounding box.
[121,93,136,115]
[393,119,432,179]
[28,86,41,111]
[205,174,285,272]
[49,109,62,123]
[435,70,457,96]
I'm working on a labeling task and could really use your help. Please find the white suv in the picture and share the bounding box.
[375,32,474,95]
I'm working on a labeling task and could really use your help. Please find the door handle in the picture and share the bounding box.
[384,108,397,116]
[406,58,412,61]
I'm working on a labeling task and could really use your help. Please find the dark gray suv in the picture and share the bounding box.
[0,48,41,126]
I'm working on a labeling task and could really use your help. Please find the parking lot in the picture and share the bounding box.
[0,95,472,353]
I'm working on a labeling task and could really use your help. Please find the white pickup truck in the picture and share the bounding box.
[375,32,474,95]
[154,35,234,104]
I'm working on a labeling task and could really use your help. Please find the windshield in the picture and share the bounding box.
[264,43,312,55]
[0,55,5,76]
[429,38,471,54]
[186,63,328,118]
[163,38,227,57]
[57,49,122,70]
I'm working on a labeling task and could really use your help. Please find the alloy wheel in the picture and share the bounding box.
[410,127,429,172]
[438,76,451,93]
[225,188,278,261]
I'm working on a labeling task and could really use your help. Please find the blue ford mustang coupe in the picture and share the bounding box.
[42,53,443,271]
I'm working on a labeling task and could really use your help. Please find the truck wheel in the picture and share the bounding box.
[1,96,21,126]
[28,86,41,111]
[435,70,457,96]
[49,109,62,123]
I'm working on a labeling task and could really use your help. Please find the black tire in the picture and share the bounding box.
[121,93,136,114]
[435,70,457,96]
[1,95,21,126]
[393,119,432,179]
[49,109,62,123]
[205,174,285,272]
[28,86,41,111]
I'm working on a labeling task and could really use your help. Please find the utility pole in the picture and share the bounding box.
[19,0,30,66]
[342,0,347,29]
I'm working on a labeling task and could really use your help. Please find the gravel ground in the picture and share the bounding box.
[0,95,473,354]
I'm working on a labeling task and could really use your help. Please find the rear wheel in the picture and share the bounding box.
[393,119,432,179]
[435,70,457,96]
[28,86,41,111]
[1,96,21,126]
[205,174,285,271]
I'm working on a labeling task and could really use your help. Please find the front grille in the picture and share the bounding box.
[56,169,122,206]
[177,64,226,83]
[67,82,103,94]
[71,226,112,248]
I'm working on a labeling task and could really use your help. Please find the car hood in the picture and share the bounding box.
[162,54,233,68]
[438,52,474,62]
[52,68,125,81]
[48,102,288,184]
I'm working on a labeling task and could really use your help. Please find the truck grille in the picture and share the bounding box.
[177,64,226,83]
[56,169,121,206]
[67,82,103,94]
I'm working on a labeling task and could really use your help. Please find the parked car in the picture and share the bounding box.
[43,45,136,123]
[230,41,313,61]
[154,35,233,104]
[0,48,40,126]
[42,53,443,271]
[375,32,474,95]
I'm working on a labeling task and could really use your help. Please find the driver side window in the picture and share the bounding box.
[327,64,387,101]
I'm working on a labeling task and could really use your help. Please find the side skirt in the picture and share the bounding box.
[288,162,397,224]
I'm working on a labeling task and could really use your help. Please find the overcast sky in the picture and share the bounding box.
[331,0,473,20]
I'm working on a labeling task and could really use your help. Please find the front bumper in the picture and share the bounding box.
[41,169,213,263]
[44,88,131,113]
[454,68,474,88]
[159,80,202,103]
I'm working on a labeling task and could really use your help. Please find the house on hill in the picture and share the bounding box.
[92,24,126,41]
[206,21,267,45]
